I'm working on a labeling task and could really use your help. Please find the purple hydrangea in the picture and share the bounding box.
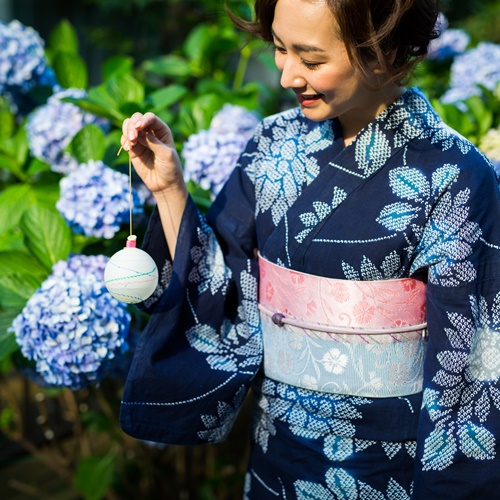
[441,42,500,104]
[26,88,109,174]
[56,160,143,239]
[11,254,131,389]
[182,104,259,198]
[0,20,57,114]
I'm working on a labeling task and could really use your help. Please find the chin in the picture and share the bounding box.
[300,106,335,122]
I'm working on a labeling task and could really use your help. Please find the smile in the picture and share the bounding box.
[296,93,322,106]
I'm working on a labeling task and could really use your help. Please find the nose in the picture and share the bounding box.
[278,56,306,90]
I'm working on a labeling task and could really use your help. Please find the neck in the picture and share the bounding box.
[341,85,406,146]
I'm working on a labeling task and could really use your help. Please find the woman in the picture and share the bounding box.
[119,0,500,497]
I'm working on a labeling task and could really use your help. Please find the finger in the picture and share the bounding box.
[136,112,174,146]
[125,112,145,146]
[138,130,166,150]
[120,118,131,152]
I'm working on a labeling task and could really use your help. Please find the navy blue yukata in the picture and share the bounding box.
[120,88,500,499]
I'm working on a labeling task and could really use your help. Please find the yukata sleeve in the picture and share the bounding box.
[412,160,500,498]
[119,138,262,445]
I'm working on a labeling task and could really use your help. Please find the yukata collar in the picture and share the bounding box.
[322,86,442,180]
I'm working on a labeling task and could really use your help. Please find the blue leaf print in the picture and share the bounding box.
[457,423,496,460]
[421,426,457,471]
[325,468,358,499]
[389,167,430,200]
[295,481,336,500]
[355,124,391,177]
[431,164,459,197]
[187,324,221,354]
[377,202,420,231]
[324,435,354,462]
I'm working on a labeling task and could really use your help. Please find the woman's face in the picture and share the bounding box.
[272,0,401,141]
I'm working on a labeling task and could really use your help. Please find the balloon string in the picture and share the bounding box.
[117,145,133,237]
[118,140,179,242]
[128,154,133,237]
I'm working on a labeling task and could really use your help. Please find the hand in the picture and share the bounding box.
[121,112,184,195]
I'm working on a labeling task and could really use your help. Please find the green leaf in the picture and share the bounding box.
[465,95,493,138]
[0,125,29,178]
[26,158,52,176]
[0,105,15,140]
[0,184,35,234]
[183,24,213,65]
[75,453,117,500]
[31,176,61,210]
[49,19,79,55]
[146,84,188,113]
[191,93,225,131]
[0,154,19,175]
[19,205,71,271]
[0,273,42,309]
[102,55,134,82]
[0,309,21,361]
[70,124,106,163]
[105,74,145,106]
[53,52,88,90]
[0,251,49,279]
[142,55,192,78]
[103,129,124,166]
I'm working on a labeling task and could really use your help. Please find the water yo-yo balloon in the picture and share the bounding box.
[104,235,158,304]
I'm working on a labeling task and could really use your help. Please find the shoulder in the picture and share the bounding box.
[251,107,308,141]
[402,89,498,185]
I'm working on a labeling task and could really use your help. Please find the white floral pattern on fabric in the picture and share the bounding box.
[421,293,500,470]
[245,109,332,226]
[188,218,232,296]
[197,385,247,442]
[295,468,411,500]
[186,264,261,373]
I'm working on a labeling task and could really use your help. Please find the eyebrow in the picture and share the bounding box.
[271,29,326,53]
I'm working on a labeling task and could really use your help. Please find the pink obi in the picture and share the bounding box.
[258,254,427,398]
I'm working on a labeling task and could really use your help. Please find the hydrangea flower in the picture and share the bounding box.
[479,127,500,175]
[428,29,469,61]
[56,160,143,239]
[11,254,131,389]
[182,104,259,198]
[0,20,57,114]
[441,43,500,104]
[26,88,109,174]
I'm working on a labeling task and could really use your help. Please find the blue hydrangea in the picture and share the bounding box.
[11,254,131,389]
[26,88,109,174]
[182,104,259,198]
[428,29,469,61]
[441,42,500,104]
[56,160,144,239]
[0,20,57,114]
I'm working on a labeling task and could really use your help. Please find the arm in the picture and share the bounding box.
[121,112,188,258]
[120,126,263,445]
[413,160,500,497]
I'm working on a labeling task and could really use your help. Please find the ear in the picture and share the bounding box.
[372,49,397,74]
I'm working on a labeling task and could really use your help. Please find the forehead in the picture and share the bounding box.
[272,0,340,47]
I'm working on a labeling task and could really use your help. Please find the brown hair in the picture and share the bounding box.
[228,0,440,86]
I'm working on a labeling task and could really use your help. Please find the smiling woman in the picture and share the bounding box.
[270,0,406,141]
[118,0,500,499]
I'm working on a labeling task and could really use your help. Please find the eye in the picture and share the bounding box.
[302,60,322,70]
[273,44,287,54]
